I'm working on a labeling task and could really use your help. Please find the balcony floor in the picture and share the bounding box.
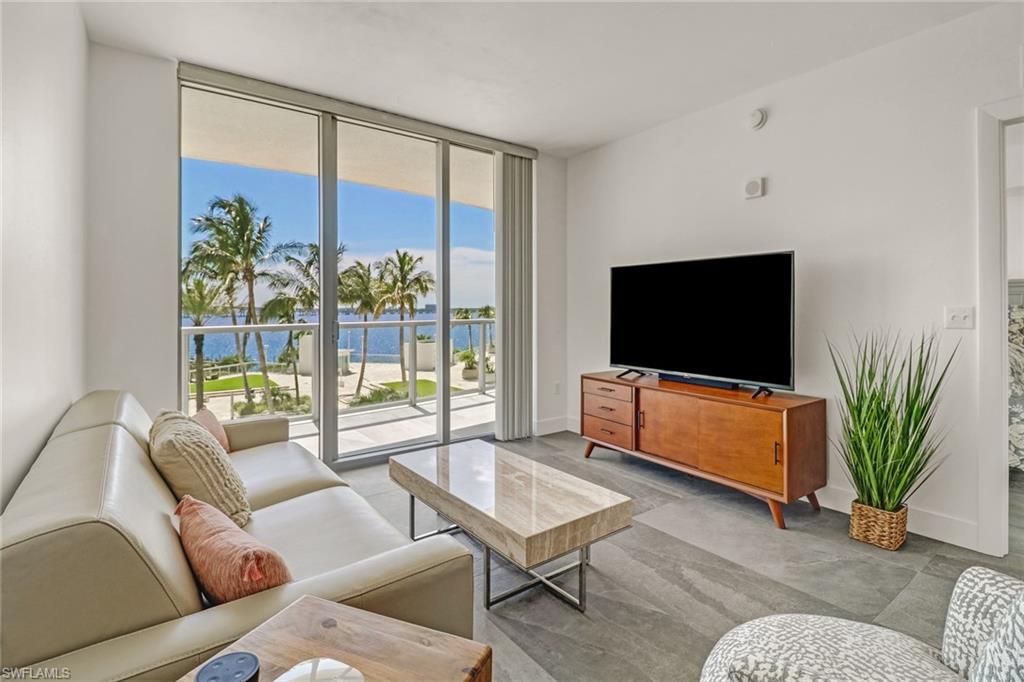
[291,390,495,458]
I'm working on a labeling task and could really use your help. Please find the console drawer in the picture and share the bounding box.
[582,379,633,403]
[582,415,634,451]
[583,393,634,426]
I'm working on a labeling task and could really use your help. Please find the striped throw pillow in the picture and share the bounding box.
[150,410,250,526]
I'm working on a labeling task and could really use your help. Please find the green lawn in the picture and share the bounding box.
[382,379,439,398]
[190,375,277,393]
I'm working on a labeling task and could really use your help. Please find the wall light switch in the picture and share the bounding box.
[554,381,561,395]
[944,305,975,330]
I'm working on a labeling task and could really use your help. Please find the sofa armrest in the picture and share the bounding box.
[222,415,289,451]
[33,536,473,682]
[941,566,1024,676]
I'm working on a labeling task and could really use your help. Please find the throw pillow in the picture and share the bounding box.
[191,408,231,452]
[175,495,292,603]
[150,410,251,526]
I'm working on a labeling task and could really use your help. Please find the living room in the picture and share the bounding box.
[2,2,1023,680]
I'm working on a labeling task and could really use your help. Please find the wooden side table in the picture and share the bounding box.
[178,596,491,682]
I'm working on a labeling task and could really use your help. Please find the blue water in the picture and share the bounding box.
[185,311,493,364]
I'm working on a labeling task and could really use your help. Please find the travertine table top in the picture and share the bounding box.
[389,440,633,569]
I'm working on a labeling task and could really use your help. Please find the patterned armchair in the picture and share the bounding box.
[701,567,1023,681]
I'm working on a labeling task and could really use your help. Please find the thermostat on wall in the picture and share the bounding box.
[745,177,766,199]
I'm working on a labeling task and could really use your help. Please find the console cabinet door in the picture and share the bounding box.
[637,389,700,467]
[698,402,784,493]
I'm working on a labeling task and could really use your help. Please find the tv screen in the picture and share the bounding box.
[610,251,794,389]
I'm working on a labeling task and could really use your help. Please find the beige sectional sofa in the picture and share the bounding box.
[1,391,473,680]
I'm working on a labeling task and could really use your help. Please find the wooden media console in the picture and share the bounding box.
[580,371,826,528]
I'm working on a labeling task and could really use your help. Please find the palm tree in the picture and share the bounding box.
[265,242,347,405]
[478,305,495,359]
[190,195,301,410]
[186,255,251,402]
[453,307,474,357]
[378,250,435,382]
[341,260,385,397]
[261,293,302,405]
[267,242,346,312]
[181,272,223,411]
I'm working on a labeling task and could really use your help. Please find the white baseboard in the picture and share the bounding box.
[815,485,981,553]
[553,420,984,553]
[533,416,568,436]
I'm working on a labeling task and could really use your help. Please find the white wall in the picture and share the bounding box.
[564,4,1024,550]
[1,3,89,510]
[534,154,568,435]
[80,41,570,438]
[86,44,179,414]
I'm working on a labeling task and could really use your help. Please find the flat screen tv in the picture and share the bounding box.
[610,251,794,390]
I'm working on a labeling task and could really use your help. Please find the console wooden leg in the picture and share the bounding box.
[584,441,596,459]
[767,499,786,529]
[807,492,821,512]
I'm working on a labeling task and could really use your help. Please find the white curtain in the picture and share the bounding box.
[495,153,533,440]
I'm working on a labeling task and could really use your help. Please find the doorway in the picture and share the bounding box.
[1006,119,1024,553]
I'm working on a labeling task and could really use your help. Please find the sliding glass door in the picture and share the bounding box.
[180,76,504,462]
[448,145,497,440]
[179,87,322,454]
[335,121,440,456]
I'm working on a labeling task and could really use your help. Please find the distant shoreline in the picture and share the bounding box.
[184,309,493,363]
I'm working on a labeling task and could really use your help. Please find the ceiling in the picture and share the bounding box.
[82,2,985,158]
[182,86,495,207]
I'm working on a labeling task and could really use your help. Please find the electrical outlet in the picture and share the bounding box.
[944,305,975,330]
[554,381,561,395]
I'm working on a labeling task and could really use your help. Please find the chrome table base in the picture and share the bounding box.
[408,493,591,612]
[408,493,460,541]
[484,544,590,612]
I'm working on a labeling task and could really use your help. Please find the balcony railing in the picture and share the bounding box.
[179,318,496,423]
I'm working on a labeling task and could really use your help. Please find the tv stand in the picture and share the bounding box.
[615,368,648,379]
[580,371,826,528]
[751,386,775,399]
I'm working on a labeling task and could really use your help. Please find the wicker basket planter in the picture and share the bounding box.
[849,501,908,551]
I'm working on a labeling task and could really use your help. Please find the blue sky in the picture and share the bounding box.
[181,158,494,254]
[181,159,496,307]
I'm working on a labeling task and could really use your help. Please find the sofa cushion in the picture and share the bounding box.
[150,411,251,526]
[244,487,410,580]
[230,441,347,510]
[175,495,292,604]
[49,389,152,452]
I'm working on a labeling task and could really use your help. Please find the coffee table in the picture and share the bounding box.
[176,595,491,681]
[389,439,632,612]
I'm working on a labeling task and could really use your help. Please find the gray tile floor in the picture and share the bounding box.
[341,433,1024,682]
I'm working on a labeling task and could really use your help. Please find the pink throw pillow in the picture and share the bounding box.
[175,495,292,603]
[191,408,231,452]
